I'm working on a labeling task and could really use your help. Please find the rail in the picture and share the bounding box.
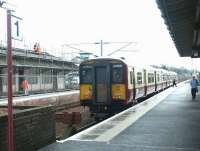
[54,101,80,112]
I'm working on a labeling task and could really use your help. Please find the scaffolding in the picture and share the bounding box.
[0,42,79,98]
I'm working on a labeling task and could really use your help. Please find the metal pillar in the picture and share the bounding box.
[7,9,14,151]
[0,69,3,96]
[100,40,103,56]
[53,69,58,90]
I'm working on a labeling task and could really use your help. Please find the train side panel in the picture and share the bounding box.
[134,67,146,99]
[146,69,156,95]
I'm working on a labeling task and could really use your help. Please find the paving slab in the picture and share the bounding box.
[39,82,200,151]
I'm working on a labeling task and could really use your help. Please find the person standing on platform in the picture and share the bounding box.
[21,79,29,95]
[173,79,177,87]
[190,76,198,99]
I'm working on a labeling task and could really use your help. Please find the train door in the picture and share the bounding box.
[132,67,136,100]
[143,69,147,96]
[154,71,157,91]
[94,65,110,104]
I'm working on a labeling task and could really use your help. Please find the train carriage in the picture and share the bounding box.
[80,58,129,116]
[79,57,177,119]
[132,67,146,99]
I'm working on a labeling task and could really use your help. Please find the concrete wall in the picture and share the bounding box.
[0,106,56,151]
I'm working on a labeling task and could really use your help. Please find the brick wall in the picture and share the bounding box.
[0,106,56,151]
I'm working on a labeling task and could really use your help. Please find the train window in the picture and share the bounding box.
[130,71,133,84]
[148,73,154,83]
[162,75,165,81]
[157,74,160,82]
[137,72,142,85]
[163,75,168,81]
[81,68,92,83]
[112,65,123,83]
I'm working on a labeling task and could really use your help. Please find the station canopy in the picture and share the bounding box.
[156,0,200,58]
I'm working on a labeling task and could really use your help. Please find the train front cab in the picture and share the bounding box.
[80,59,128,118]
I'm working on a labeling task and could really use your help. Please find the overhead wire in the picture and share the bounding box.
[107,42,135,56]
[63,41,138,57]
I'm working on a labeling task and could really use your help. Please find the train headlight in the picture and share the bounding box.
[80,84,92,100]
[112,84,126,100]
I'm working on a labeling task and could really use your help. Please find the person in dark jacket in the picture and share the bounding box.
[190,76,198,99]
[173,79,177,87]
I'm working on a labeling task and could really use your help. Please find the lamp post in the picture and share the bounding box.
[7,9,14,151]
[94,40,110,56]
[0,1,14,150]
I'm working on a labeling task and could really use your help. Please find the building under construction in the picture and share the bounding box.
[0,45,78,98]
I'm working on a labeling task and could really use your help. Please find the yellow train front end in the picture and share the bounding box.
[79,58,128,119]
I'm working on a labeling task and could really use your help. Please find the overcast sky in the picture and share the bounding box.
[1,0,199,69]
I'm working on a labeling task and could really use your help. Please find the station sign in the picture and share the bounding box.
[11,14,23,41]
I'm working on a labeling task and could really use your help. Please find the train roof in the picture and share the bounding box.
[80,57,177,75]
[81,57,154,70]
[80,57,127,65]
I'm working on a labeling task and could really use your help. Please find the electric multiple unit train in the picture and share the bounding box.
[79,58,177,119]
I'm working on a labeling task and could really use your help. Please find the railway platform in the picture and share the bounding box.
[0,90,79,106]
[39,81,200,151]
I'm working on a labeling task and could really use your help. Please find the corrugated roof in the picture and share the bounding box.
[156,0,198,57]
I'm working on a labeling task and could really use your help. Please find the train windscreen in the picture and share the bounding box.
[111,64,126,100]
[80,65,93,101]
[80,66,92,83]
[112,64,123,83]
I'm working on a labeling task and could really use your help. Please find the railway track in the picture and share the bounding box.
[54,101,80,112]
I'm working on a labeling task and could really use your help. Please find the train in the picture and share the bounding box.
[79,57,178,120]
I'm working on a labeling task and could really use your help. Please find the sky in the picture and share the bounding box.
[1,0,200,70]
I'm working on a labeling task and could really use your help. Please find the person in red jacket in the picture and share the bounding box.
[21,79,29,95]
